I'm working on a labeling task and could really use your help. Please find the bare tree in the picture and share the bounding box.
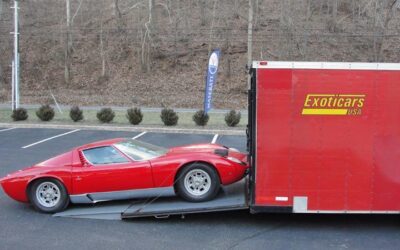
[141,0,155,72]
[328,0,339,32]
[208,0,218,55]
[233,0,241,19]
[114,0,123,29]
[64,0,83,85]
[278,0,293,59]
[0,0,2,20]
[254,0,260,29]
[372,0,397,61]
[0,0,3,86]
[199,0,207,26]
[64,0,72,85]
[100,10,107,78]
[223,19,232,78]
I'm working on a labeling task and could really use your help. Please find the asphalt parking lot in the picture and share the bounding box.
[0,127,399,250]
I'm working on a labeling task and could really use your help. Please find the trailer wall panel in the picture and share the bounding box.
[254,64,400,212]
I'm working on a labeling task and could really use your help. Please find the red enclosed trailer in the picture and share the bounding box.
[248,61,400,214]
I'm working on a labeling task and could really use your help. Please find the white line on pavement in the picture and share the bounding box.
[0,128,16,133]
[211,134,219,144]
[22,129,81,149]
[132,131,147,140]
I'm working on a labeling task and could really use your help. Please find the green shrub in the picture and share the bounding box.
[126,107,143,125]
[97,108,115,123]
[11,107,28,121]
[225,110,241,127]
[69,106,84,122]
[36,105,55,121]
[160,108,178,126]
[192,110,209,126]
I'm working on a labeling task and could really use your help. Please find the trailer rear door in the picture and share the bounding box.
[249,61,400,214]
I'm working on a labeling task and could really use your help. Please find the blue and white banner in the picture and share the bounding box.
[204,49,221,113]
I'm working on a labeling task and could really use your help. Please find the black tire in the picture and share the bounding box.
[28,178,70,213]
[176,163,220,202]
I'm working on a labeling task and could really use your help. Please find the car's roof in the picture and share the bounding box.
[77,138,125,150]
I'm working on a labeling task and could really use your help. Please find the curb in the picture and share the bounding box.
[0,123,246,136]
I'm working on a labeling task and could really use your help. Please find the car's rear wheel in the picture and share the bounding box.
[28,179,69,213]
[176,163,220,202]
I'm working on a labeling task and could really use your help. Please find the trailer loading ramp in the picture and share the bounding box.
[54,179,248,220]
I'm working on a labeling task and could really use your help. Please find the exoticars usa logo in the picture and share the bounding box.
[302,94,365,116]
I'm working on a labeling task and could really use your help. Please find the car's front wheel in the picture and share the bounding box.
[28,179,69,213]
[176,163,220,202]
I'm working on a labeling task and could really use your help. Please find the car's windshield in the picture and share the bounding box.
[114,139,168,161]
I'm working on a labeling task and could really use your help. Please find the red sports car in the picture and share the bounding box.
[0,138,248,213]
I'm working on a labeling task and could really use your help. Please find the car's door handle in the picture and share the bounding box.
[75,176,82,181]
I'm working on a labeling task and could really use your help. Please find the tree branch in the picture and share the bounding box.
[71,0,84,25]
[157,2,172,24]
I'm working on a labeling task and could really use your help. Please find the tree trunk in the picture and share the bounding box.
[254,0,259,30]
[373,0,396,61]
[100,19,106,77]
[64,0,72,85]
[234,0,240,18]
[141,0,154,72]
[328,0,338,32]
[208,0,218,55]
[301,0,312,60]
[0,0,3,86]
[114,0,123,31]
[150,0,157,40]
[200,0,206,26]
[0,0,2,22]
[224,20,231,78]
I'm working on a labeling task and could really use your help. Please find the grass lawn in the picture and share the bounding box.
[0,108,247,130]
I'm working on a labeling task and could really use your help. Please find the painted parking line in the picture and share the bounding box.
[0,128,16,133]
[132,131,147,140]
[211,134,219,144]
[22,129,81,149]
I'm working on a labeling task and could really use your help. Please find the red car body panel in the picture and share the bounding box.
[71,160,154,194]
[150,144,248,187]
[0,139,248,204]
[1,151,74,203]
[252,61,400,212]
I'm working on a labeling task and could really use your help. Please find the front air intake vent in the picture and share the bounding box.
[214,149,228,157]
[78,151,86,164]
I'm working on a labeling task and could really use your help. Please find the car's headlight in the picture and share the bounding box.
[227,156,242,164]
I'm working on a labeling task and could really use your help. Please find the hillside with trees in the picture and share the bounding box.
[0,0,400,109]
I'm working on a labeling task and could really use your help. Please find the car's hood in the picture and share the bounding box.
[166,143,248,164]
[167,143,226,155]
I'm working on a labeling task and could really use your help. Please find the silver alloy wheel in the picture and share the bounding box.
[183,169,211,196]
[35,182,61,208]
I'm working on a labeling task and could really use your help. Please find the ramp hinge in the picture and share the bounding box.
[154,214,170,219]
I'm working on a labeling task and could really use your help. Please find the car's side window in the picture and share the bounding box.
[82,146,130,165]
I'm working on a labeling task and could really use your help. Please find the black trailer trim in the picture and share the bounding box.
[247,67,257,207]
[250,206,293,214]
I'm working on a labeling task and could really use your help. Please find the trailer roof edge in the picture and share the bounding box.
[252,61,400,70]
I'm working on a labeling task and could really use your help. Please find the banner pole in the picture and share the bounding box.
[11,61,15,111]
